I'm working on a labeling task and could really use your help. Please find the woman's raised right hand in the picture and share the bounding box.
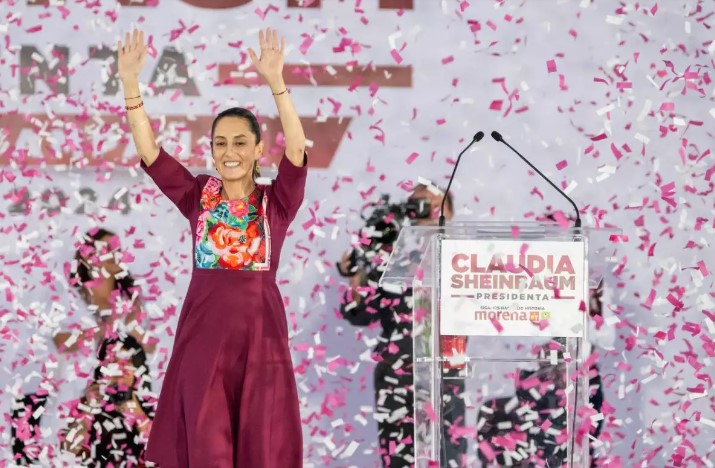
[117,29,148,83]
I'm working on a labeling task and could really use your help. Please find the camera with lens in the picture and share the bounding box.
[338,194,432,283]
[106,386,133,405]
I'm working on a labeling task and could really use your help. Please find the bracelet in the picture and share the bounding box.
[124,95,141,100]
[125,101,144,111]
[272,89,289,96]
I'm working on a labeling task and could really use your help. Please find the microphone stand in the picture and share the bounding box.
[435,131,484,465]
[491,131,585,465]
[490,131,581,228]
[438,131,484,228]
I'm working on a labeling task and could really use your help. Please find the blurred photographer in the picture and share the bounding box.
[338,183,467,467]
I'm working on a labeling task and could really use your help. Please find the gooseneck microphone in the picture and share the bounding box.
[438,131,484,227]
[490,131,581,228]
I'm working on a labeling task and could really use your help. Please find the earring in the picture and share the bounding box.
[254,163,261,177]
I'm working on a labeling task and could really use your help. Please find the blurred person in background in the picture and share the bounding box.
[337,182,468,468]
[60,334,155,466]
[10,392,51,464]
[50,227,157,464]
[9,227,156,464]
[53,227,156,355]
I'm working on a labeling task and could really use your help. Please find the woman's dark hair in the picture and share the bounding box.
[70,228,136,301]
[94,334,155,418]
[210,107,261,144]
[94,334,147,381]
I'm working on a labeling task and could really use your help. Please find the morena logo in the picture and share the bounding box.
[474,310,552,324]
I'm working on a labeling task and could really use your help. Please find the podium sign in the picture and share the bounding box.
[439,239,586,337]
[380,222,620,467]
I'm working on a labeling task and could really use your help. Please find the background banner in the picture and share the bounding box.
[1,0,713,465]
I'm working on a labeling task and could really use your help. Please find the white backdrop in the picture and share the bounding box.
[1,0,713,466]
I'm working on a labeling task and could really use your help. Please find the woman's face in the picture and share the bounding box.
[81,234,122,306]
[104,358,136,389]
[99,347,137,390]
[95,234,122,276]
[212,116,263,183]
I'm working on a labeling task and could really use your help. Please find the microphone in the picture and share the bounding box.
[439,131,484,227]
[490,131,581,228]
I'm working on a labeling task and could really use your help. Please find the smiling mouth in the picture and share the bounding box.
[223,161,240,168]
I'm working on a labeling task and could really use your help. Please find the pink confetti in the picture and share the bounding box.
[660,181,677,208]
[478,440,497,461]
[611,142,624,160]
[423,402,437,422]
[490,316,504,333]
[299,34,314,55]
[546,59,557,73]
[489,100,503,111]
[697,261,709,276]
[551,211,570,229]
[642,289,656,310]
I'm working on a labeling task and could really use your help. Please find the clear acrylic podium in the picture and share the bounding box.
[379,222,620,467]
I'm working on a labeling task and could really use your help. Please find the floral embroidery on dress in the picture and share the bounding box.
[195,176,270,270]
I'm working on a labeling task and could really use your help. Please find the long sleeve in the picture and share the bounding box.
[340,291,384,327]
[140,147,201,219]
[268,153,308,222]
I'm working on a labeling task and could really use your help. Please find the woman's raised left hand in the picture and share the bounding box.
[248,27,286,88]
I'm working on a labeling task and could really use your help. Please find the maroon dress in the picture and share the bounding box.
[141,147,306,467]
